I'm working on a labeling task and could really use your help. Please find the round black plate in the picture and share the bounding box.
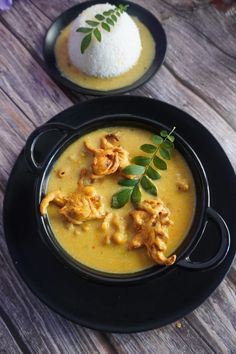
[3,96,236,333]
[43,0,167,96]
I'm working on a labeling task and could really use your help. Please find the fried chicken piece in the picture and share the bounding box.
[84,134,129,179]
[102,213,127,245]
[40,169,105,224]
[129,199,176,266]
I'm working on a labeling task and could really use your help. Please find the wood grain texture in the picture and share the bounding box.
[0,314,22,354]
[0,0,236,353]
[0,22,72,126]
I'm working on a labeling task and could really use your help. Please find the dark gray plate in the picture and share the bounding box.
[3,96,236,332]
[43,0,167,95]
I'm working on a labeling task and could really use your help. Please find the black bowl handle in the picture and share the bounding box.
[24,122,75,173]
[177,207,230,270]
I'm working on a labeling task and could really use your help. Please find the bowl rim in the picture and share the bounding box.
[28,114,210,284]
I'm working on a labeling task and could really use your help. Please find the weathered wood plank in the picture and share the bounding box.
[0,89,34,191]
[163,18,236,130]
[0,22,73,126]
[0,314,23,354]
[164,1,236,57]
[109,321,215,354]
[0,0,49,59]
[109,272,236,354]
[186,277,236,354]
[0,1,236,353]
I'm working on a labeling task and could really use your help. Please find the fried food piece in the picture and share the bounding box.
[102,213,127,245]
[40,190,65,215]
[40,169,105,224]
[176,173,189,191]
[129,199,176,266]
[84,134,129,179]
[177,179,189,191]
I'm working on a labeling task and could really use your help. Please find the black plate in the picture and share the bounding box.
[43,0,167,95]
[3,96,236,332]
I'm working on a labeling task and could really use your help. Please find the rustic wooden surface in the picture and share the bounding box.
[0,0,236,353]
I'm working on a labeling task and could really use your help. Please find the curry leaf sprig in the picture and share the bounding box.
[76,4,129,54]
[111,127,176,209]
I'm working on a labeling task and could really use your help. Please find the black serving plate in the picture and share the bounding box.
[3,96,236,332]
[43,0,167,95]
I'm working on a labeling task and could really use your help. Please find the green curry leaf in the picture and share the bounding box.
[122,164,145,175]
[111,189,132,209]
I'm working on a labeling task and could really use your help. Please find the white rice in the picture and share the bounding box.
[68,3,142,78]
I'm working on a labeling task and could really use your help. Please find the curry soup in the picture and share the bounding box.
[45,127,196,273]
[54,17,155,91]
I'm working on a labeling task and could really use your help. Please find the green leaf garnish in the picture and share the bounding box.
[101,22,110,32]
[168,135,175,142]
[103,10,113,16]
[76,27,92,33]
[106,18,114,26]
[141,176,157,196]
[111,127,176,208]
[160,130,168,138]
[118,178,138,187]
[123,164,145,175]
[163,141,174,149]
[152,135,163,145]
[160,147,171,160]
[146,166,161,180]
[131,185,141,207]
[132,156,151,166]
[153,156,167,170]
[111,188,132,208]
[86,20,99,27]
[95,14,105,21]
[77,4,129,53]
[140,144,156,153]
[94,28,101,42]
[81,33,92,54]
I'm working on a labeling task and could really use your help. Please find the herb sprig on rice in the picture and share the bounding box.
[76,4,129,54]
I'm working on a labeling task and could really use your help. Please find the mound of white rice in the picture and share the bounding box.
[68,3,142,78]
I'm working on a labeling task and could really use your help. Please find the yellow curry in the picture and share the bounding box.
[40,127,196,273]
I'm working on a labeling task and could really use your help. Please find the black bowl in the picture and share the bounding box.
[43,0,167,95]
[24,112,230,284]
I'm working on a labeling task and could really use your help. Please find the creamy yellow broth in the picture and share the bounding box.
[54,17,155,91]
[46,127,196,274]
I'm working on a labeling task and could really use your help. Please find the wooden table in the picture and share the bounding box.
[1,0,236,353]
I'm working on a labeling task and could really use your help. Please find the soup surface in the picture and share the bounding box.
[54,17,155,91]
[45,127,196,273]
